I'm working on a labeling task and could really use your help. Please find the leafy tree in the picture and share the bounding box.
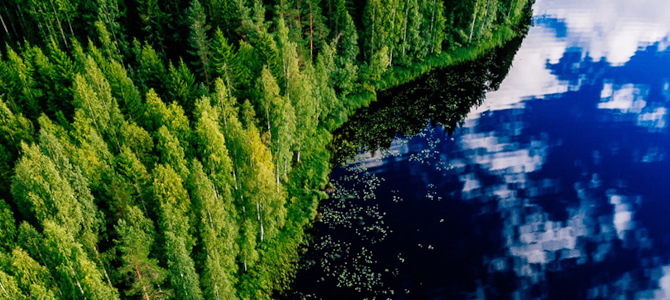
[163,231,202,300]
[289,59,318,164]
[0,270,25,299]
[188,160,238,300]
[258,67,295,186]
[7,247,57,299]
[152,164,194,247]
[42,220,119,299]
[156,126,190,183]
[72,55,125,152]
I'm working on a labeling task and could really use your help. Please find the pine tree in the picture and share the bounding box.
[143,89,193,156]
[0,47,41,120]
[137,0,169,52]
[304,0,329,58]
[115,146,154,216]
[210,28,234,86]
[232,41,261,101]
[95,0,126,57]
[332,10,358,97]
[205,0,238,38]
[136,42,168,96]
[166,59,198,118]
[187,0,212,85]
[115,206,170,299]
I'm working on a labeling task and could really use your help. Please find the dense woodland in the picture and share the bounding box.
[0,0,529,298]
[332,23,530,164]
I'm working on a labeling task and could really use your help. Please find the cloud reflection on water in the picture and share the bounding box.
[451,0,670,297]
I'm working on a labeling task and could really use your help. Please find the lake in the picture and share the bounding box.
[289,0,670,298]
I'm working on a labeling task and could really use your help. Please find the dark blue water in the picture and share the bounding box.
[290,1,670,299]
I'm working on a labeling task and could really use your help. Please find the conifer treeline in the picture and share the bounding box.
[0,0,529,298]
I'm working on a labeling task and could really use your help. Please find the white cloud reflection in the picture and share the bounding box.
[470,0,670,119]
[534,0,670,65]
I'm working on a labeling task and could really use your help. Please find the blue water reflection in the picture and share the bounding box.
[290,1,670,298]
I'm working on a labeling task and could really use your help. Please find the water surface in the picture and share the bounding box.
[290,0,670,298]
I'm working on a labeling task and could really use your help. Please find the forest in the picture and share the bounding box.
[0,0,529,298]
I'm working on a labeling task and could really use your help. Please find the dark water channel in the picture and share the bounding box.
[290,1,670,298]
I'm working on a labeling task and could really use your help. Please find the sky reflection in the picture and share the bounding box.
[454,1,670,297]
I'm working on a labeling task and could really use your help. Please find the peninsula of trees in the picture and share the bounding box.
[0,0,530,298]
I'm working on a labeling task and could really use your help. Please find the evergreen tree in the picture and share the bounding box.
[115,146,154,216]
[137,0,169,52]
[332,10,358,97]
[143,89,193,156]
[95,0,126,58]
[205,0,238,38]
[136,42,168,96]
[166,59,198,118]
[232,41,261,101]
[187,0,212,85]
[115,206,170,299]
[210,28,234,86]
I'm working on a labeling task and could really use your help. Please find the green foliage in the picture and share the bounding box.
[0,0,532,298]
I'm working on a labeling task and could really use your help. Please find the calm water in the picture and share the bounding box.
[290,0,670,299]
